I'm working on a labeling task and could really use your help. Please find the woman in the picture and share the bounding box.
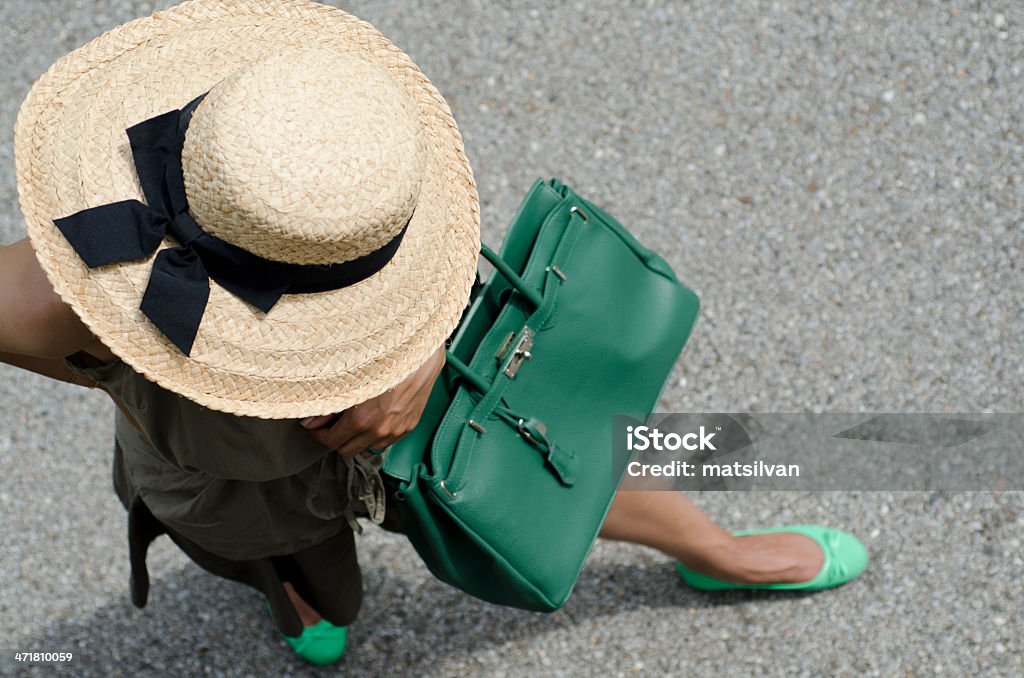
[1,0,866,665]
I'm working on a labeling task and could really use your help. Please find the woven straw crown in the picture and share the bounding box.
[183,48,428,265]
[15,0,481,418]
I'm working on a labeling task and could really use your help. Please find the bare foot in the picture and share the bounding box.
[283,582,323,628]
[683,532,824,584]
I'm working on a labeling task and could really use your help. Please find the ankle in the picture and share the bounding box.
[283,582,324,628]
[675,537,741,581]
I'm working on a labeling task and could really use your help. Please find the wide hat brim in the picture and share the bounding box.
[16,0,480,419]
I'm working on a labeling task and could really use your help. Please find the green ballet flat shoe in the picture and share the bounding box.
[675,524,868,592]
[283,619,348,666]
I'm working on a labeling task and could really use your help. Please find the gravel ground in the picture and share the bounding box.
[1,1,1022,676]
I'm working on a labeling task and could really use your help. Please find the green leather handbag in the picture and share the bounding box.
[382,178,700,611]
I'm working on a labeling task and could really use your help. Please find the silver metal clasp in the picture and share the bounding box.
[502,327,535,378]
[438,480,457,500]
[569,205,589,223]
[495,331,516,364]
[546,265,568,281]
[517,418,548,446]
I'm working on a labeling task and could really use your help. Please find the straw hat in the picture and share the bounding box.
[15,0,480,418]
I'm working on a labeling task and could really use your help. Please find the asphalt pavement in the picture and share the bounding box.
[0,1,1022,676]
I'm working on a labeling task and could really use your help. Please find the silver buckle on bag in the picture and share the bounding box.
[495,332,516,363]
[501,327,535,378]
[516,418,548,446]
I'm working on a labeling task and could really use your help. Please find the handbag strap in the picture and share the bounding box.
[443,350,576,486]
[435,206,590,490]
[444,350,489,393]
[480,243,543,309]
[444,203,590,400]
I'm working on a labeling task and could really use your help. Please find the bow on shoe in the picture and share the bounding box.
[822,529,849,581]
[53,95,407,355]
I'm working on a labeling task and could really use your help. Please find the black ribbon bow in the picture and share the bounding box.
[53,94,407,355]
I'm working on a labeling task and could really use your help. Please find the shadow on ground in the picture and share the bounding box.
[11,551,810,677]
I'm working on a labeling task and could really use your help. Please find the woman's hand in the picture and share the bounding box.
[300,345,446,457]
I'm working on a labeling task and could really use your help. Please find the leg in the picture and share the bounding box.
[599,490,823,584]
[284,583,323,627]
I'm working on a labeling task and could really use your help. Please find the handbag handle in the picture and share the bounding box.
[437,243,543,392]
[430,206,591,488]
[447,205,590,392]
[444,350,489,394]
[480,244,543,309]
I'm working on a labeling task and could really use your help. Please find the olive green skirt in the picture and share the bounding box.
[112,439,404,637]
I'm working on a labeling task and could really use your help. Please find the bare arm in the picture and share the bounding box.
[0,349,97,386]
[0,238,102,358]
